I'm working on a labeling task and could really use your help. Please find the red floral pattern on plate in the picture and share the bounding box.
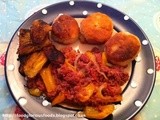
[14,106,25,120]
[0,52,5,66]
[155,56,160,71]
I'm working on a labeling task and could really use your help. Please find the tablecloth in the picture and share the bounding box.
[0,0,160,120]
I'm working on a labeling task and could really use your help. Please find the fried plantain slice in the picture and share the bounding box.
[17,29,40,55]
[23,51,47,78]
[43,45,65,67]
[17,28,52,56]
[30,19,52,45]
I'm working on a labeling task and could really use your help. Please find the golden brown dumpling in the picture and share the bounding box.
[105,32,141,66]
[52,15,80,44]
[80,12,113,44]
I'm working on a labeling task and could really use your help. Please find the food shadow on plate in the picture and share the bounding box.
[122,60,136,94]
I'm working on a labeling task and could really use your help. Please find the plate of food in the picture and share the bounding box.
[5,1,156,120]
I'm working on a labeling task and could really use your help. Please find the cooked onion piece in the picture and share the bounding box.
[95,83,122,103]
[76,83,95,102]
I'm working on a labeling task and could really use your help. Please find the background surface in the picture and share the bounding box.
[0,0,160,120]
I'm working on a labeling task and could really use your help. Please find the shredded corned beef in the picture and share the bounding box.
[26,47,130,106]
[101,65,129,86]
[61,47,80,65]
[52,47,129,104]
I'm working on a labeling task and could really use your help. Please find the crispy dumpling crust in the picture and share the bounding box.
[105,32,141,66]
[52,15,80,44]
[80,12,113,44]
